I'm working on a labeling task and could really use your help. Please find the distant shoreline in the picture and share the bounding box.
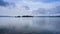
[0,16,60,17]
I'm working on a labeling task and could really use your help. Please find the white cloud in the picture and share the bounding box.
[0,0,60,16]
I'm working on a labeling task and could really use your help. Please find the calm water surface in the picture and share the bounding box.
[0,17,60,34]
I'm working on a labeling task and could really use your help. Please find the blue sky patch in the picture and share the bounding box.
[31,0,60,3]
[0,0,9,7]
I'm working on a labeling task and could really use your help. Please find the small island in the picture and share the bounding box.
[15,15,34,17]
[22,15,33,17]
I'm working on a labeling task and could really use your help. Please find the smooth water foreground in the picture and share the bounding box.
[0,17,60,34]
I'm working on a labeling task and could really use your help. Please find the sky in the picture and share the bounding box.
[0,0,60,16]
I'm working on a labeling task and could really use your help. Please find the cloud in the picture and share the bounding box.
[33,6,60,16]
[0,0,9,7]
[23,5,30,10]
[0,0,60,16]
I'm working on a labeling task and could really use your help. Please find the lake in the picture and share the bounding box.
[0,17,60,34]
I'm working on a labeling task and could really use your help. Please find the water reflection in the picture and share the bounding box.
[0,17,60,34]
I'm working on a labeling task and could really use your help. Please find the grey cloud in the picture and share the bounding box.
[32,6,60,16]
[33,8,46,14]
[23,6,30,10]
[48,6,60,14]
